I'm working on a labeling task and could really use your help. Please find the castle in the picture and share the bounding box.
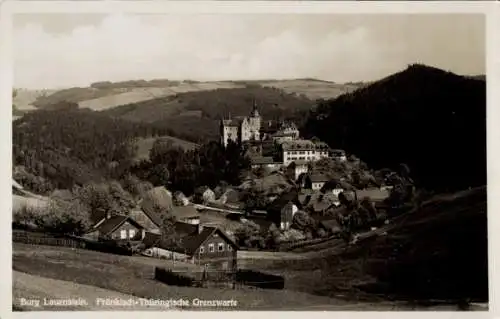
[219,102,300,147]
[219,102,262,147]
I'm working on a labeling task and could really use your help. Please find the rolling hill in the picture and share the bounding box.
[26,79,365,112]
[302,64,486,192]
[13,88,58,111]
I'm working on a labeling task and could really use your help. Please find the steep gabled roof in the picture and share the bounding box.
[142,223,238,256]
[94,215,144,236]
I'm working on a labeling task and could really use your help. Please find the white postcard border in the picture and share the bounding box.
[1,1,498,319]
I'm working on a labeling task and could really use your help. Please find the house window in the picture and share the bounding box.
[209,243,215,252]
[228,245,232,251]
[199,246,205,254]
[120,230,127,239]
[218,243,224,252]
[129,229,135,238]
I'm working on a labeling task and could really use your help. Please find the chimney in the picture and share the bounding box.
[106,212,112,219]
[198,224,204,234]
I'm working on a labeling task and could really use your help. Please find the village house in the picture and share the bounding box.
[309,173,330,191]
[142,222,239,271]
[194,186,216,204]
[286,160,309,181]
[84,215,145,241]
[266,189,302,231]
[331,149,347,162]
[173,191,190,206]
[300,190,342,214]
[280,139,330,166]
[171,205,201,225]
[271,122,300,144]
[217,189,244,210]
[250,156,282,171]
[129,207,162,234]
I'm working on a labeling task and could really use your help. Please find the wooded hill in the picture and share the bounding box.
[12,109,174,191]
[302,64,486,192]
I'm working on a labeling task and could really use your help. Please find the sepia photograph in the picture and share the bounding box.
[7,2,490,313]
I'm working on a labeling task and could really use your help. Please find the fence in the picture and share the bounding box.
[13,230,86,249]
[154,267,284,290]
[13,230,133,256]
[154,267,195,287]
[235,269,285,290]
[275,234,339,251]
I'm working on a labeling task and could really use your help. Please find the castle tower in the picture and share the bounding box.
[220,112,239,147]
[248,99,261,141]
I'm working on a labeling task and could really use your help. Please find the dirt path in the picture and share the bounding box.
[13,271,176,311]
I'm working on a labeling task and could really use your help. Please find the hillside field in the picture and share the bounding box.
[13,243,352,310]
[24,79,363,112]
[259,79,365,100]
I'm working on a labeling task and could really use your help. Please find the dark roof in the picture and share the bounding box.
[194,186,212,195]
[310,174,330,183]
[221,119,241,127]
[142,222,238,256]
[172,205,200,220]
[222,189,241,203]
[268,189,301,212]
[94,215,144,236]
[281,140,316,151]
[331,149,346,157]
[294,160,310,166]
[251,156,276,165]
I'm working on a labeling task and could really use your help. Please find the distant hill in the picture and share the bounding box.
[29,79,365,112]
[302,64,486,192]
[30,82,247,111]
[13,88,58,111]
[258,79,365,100]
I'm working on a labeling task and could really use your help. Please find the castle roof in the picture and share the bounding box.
[222,119,240,127]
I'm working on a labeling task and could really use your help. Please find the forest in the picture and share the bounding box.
[301,64,486,192]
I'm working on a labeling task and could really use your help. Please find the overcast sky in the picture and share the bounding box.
[13,13,485,90]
